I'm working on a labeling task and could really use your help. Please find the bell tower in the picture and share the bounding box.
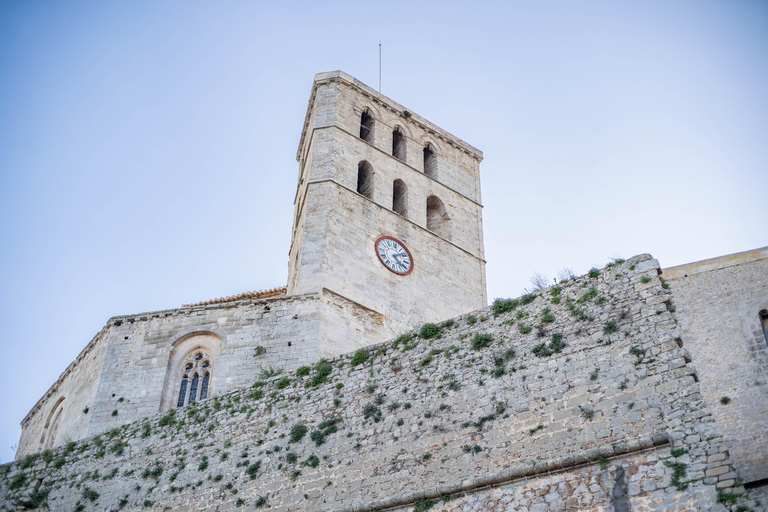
[288,71,486,350]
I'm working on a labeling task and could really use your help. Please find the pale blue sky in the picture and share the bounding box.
[1,1,766,463]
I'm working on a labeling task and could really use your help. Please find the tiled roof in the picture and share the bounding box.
[182,286,287,307]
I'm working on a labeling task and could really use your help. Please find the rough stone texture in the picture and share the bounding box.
[0,255,744,511]
[662,247,768,484]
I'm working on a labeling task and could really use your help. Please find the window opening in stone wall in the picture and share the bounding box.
[761,310,768,345]
[177,377,188,407]
[423,144,437,178]
[360,109,374,143]
[357,161,374,199]
[392,127,406,162]
[426,195,451,239]
[189,374,200,403]
[201,373,210,400]
[393,179,408,217]
[176,350,213,408]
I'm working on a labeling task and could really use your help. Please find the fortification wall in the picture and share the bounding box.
[1,254,750,511]
[662,247,768,484]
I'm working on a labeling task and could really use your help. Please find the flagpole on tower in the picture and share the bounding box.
[379,41,382,92]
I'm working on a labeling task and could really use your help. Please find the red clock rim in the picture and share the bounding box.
[374,235,414,276]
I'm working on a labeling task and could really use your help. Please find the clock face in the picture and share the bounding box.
[375,236,414,275]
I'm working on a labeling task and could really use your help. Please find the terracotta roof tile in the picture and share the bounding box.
[182,286,287,307]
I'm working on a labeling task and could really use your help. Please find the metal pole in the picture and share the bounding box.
[379,41,382,92]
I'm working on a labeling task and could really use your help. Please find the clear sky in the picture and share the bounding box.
[0,1,766,463]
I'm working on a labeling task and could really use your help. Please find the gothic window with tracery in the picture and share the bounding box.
[176,349,213,407]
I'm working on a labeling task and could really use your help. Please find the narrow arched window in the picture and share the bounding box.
[426,195,451,239]
[177,376,188,407]
[360,109,374,143]
[201,372,210,400]
[423,144,437,178]
[40,397,66,450]
[357,161,374,199]
[176,350,214,408]
[189,374,200,403]
[393,179,407,217]
[761,310,768,346]
[392,127,406,162]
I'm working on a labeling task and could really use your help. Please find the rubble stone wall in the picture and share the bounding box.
[2,254,747,511]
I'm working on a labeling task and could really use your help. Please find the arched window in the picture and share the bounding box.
[393,179,407,217]
[760,310,768,345]
[426,195,451,239]
[360,109,374,143]
[423,144,437,178]
[357,161,374,199]
[40,397,65,450]
[392,127,406,162]
[176,349,213,408]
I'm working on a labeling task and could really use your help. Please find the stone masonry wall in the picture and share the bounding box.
[17,327,111,460]
[1,254,750,511]
[16,289,395,463]
[662,247,768,484]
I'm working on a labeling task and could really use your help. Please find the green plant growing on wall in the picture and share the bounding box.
[466,315,477,325]
[289,424,308,443]
[9,472,27,490]
[413,498,436,511]
[246,461,262,480]
[253,345,267,357]
[588,268,600,278]
[532,333,566,357]
[419,323,441,339]
[640,276,651,284]
[600,320,617,334]
[198,456,208,471]
[254,496,268,508]
[363,403,383,423]
[720,396,731,405]
[259,366,283,379]
[664,460,690,491]
[539,308,555,324]
[158,410,177,427]
[716,491,742,505]
[82,487,99,502]
[303,454,320,468]
[296,366,310,376]
[275,376,292,389]
[578,287,598,304]
[308,360,333,387]
[471,333,493,350]
[518,324,532,335]
[492,298,519,317]
[351,349,370,366]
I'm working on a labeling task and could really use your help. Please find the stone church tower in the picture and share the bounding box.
[287,71,486,355]
[14,71,487,458]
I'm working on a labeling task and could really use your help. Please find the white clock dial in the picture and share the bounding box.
[375,236,414,275]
